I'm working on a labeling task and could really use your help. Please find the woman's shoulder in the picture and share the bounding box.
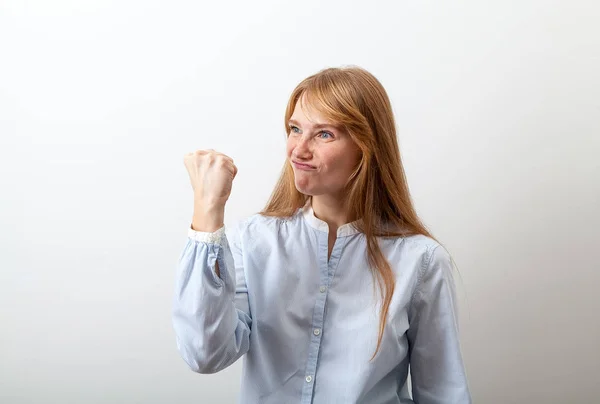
[389,233,450,272]
[227,209,301,241]
[245,210,298,230]
[399,233,442,252]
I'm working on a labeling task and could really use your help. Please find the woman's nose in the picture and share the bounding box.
[293,136,312,157]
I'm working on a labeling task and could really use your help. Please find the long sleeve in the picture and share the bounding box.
[171,220,252,374]
[407,245,472,403]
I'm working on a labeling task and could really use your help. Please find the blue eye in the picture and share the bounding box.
[288,125,333,139]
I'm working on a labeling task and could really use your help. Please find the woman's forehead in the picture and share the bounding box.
[292,95,339,128]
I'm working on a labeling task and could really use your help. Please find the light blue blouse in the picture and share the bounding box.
[172,201,471,403]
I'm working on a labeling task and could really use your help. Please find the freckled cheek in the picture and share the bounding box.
[324,157,349,176]
[285,140,294,158]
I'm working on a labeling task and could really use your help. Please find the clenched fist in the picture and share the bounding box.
[184,149,238,208]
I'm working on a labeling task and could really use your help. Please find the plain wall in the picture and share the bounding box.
[1,0,598,403]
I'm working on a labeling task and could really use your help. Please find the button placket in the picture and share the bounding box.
[300,232,332,403]
[301,231,347,404]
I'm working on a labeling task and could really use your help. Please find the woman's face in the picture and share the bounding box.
[286,95,361,199]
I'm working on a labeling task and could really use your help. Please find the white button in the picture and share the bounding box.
[319,286,326,293]
[305,375,313,383]
[313,328,321,336]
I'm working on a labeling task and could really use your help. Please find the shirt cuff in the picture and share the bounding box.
[188,224,226,244]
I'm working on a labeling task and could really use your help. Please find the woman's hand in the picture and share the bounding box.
[184,149,238,207]
[184,149,238,232]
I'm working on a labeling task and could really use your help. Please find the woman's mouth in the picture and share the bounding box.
[292,161,316,170]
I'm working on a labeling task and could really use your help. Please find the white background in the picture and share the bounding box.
[1,1,599,403]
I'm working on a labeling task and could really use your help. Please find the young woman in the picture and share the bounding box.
[172,66,472,403]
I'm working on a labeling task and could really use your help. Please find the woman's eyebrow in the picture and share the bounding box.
[288,119,340,130]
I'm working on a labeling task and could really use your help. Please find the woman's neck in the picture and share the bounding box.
[310,194,350,231]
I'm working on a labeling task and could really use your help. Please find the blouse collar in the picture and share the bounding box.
[300,198,362,237]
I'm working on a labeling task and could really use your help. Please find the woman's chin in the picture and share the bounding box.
[294,182,315,196]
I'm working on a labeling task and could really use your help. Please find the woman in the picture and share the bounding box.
[172,66,472,403]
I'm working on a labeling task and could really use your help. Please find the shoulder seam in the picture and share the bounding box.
[408,243,441,313]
